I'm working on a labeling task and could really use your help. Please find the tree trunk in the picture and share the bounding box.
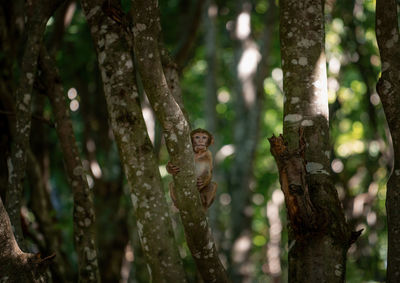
[27,150,71,282]
[38,49,101,282]
[266,190,284,282]
[204,0,218,136]
[80,1,187,282]
[272,0,352,282]
[229,1,275,281]
[131,0,229,281]
[94,180,129,282]
[375,1,400,281]
[5,0,63,250]
[0,198,51,282]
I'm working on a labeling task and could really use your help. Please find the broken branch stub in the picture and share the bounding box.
[268,131,317,234]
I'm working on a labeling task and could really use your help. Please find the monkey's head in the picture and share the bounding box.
[190,128,214,153]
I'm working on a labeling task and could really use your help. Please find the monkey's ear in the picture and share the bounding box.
[209,135,214,146]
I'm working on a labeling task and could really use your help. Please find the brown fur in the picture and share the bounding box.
[167,128,217,210]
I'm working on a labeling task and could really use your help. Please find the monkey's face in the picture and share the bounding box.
[192,133,209,153]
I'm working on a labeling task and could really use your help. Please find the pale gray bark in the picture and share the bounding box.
[279,0,351,282]
[160,49,189,121]
[80,1,187,282]
[131,0,229,281]
[375,1,400,281]
[6,0,63,250]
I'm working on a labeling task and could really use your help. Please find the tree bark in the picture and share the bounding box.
[266,191,284,283]
[27,150,71,282]
[0,198,52,282]
[38,49,101,283]
[80,1,187,282]
[131,0,229,281]
[5,0,63,250]
[375,1,400,281]
[273,0,351,282]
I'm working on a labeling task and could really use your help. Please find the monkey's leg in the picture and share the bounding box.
[169,182,178,208]
[200,182,217,209]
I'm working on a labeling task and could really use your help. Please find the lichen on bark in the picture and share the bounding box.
[131,0,229,281]
[5,0,64,250]
[276,0,352,282]
[80,1,187,281]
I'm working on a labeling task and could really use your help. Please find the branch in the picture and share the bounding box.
[131,0,229,281]
[38,48,100,282]
[47,0,75,53]
[204,0,218,134]
[26,150,71,281]
[0,110,54,128]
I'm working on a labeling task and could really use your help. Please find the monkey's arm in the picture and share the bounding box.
[196,151,214,190]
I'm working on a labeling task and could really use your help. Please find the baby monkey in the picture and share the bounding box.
[167,128,217,211]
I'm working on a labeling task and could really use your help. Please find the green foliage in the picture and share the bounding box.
[5,0,391,281]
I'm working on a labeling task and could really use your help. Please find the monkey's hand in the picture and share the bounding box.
[166,161,180,175]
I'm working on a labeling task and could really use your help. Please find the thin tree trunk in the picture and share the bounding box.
[229,1,275,281]
[76,63,128,281]
[375,1,400,281]
[266,190,284,283]
[80,1,187,282]
[1,4,71,279]
[272,0,352,282]
[230,3,258,275]
[94,180,129,282]
[127,207,152,283]
[203,0,227,249]
[6,0,63,249]
[204,0,218,136]
[337,0,378,132]
[38,49,101,283]
[0,3,20,202]
[27,150,70,282]
[131,0,229,281]
[173,0,206,71]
